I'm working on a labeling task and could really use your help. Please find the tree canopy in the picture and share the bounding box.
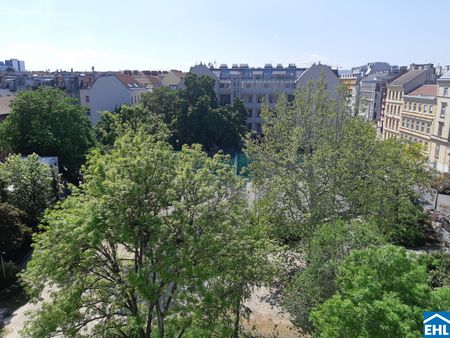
[311,245,450,337]
[96,73,247,153]
[282,219,385,331]
[0,153,55,227]
[0,202,31,259]
[21,131,272,337]
[0,87,96,183]
[245,77,431,245]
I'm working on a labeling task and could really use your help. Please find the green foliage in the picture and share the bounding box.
[0,87,96,183]
[0,202,31,258]
[283,219,385,331]
[418,252,450,288]
[21,131,273,337]
[245,77,430,245]
[139,73,247,153]
[311,245,450,338]
[0,261,20,291]
[95,104,170,148]
[0,154,55,227]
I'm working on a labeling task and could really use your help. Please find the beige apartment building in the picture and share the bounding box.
[399,85,437,151]
[430,71,450,172]
[383,64,436,140]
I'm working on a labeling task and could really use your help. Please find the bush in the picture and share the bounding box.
[418,252,450,288]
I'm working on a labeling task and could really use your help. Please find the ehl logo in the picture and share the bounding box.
[424,312,450,337]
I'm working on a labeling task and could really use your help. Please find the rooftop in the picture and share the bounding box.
[406,84,438,97]
[0,95,14,115]
[116,74,146,89]
[361,72,399,82]
[439,70,450,80]
[390,69,426,86]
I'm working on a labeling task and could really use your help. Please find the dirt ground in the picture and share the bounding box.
[243,286,305,338]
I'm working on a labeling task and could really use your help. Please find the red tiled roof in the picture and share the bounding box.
[80,76,95,88]
[133,76,162,87]
[407,84,438,97]
[116,74,145,88]
[171,70,186,79]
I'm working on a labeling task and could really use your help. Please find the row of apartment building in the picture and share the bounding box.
[383,68,450,172]
[13,60,449,171]
[0,62,341,129]
[0,67,186,124]
[340,62,450,173]
[190,62,340,132]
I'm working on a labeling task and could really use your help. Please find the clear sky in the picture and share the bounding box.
[1,0,449,71]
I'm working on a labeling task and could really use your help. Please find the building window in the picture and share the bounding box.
[441,103,447,118]
[220,70,230,79]
[413,103,417,111]
[247,109,253,117]
[256,109,261,117]
[421,122,425,132]
[257,95,265,103]
[424,105,428,113]
[427,123,431,134]
[85,95,90,103]
[430,104,433,113]
[418,104,422,112]
[438,122,444,137]
[408,102,411,110]
[435,144,440,158]
[406,119,410,128]
[445,87,449,96]
[402,118,405,127]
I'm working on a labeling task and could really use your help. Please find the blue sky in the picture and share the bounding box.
[1,0,448,71]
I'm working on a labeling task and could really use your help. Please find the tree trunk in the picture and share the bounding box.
[232,296,241,338]
[156,304,165,338]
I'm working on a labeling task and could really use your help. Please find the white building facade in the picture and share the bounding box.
[79,74,148,125]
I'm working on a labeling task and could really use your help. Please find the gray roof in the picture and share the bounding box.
[390,70,426,86]
[361,72,398,83]
[439,70,450,80]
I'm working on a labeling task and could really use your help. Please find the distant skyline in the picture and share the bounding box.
[1,0,449,72]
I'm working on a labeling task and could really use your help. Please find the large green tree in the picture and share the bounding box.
[138,73,247,153]
[21,131,272,338]
[245,77,430,244]
[0,154,55,227]
[0,202,31,259]
[0,87,96,183]
[95,104,170,148]
[311,245,450,337]
[282,219,385,331]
